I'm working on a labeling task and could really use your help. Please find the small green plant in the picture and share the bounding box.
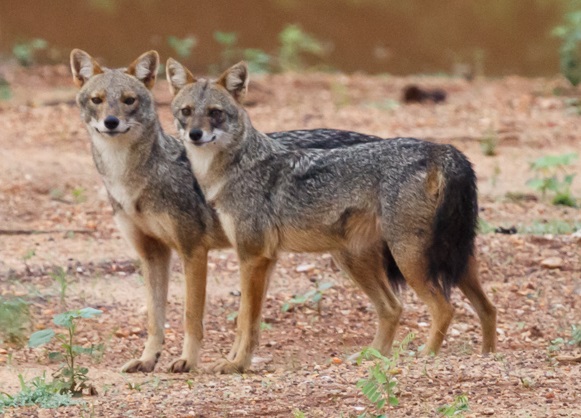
[212,31,271,74]
[0,77,11,101]
[570,324,581,346]
[0,373,76,413]
[278,24,326,71]
[243,48,271,74]
[168,35,197,59]
[0,297,30,346]
[526,153,577,207]
[292,410,306,418]
[550,325,581,352]
[282,281,333,315]
[72,186,87,204]
[22,249,36,261]
[553,10,581,86]
[436,394,470,416]
[549,337,566,353]
[12,38,48,66]
[51,267,68,307]
[214,31,239,69]
[480,130,498,156]
[356,333,415,414]
[478,218,496,234]
[29,307,103,396]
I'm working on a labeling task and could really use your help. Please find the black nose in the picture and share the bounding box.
[189,129,203,141]
[104,115,120,130]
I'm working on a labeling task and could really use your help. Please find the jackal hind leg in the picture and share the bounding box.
[332,248,402,357]
[169,246,209,373]
[209,256,277,374]
[118,220,171,373]
[390,245,454,355]
[457,256,497,353]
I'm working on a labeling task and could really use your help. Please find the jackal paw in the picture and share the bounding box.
[208,358,247,374]
[168,358,197,373]
[121,358,157,373]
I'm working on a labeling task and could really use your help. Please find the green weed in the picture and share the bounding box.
[436,394,470,416]
[282,281,333,315]
[212,31,270,74]
[72,187,87,204]
[526,153,577,207]
[480,130,498,156]
[51,267,69,307]
[168,35,197,59]
[278,24,326,72]
[356,333,415,414]
[553,10,581,86]
[12,38,48,66]
[0,297,30,347]
[0,373,77,413]
[29,307,103,396]
[0,77,11,101]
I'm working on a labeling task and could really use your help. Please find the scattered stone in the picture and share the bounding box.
[296,264,315,273]
[540,257,563,269]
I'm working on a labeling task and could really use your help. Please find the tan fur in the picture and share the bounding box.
[458,256,497,353]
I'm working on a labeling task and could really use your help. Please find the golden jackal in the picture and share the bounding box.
[167,59,497,374]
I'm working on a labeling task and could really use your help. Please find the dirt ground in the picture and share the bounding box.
[0,64,580,417]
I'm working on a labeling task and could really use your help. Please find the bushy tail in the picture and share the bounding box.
[427,146,478,299]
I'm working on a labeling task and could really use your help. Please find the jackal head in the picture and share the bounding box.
[166,59,249,148]
[70,49,159,144]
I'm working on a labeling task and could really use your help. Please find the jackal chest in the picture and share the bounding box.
[104,178,144,216]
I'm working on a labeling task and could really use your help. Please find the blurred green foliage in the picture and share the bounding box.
[553,10,581,86]
[12,38,48,67]
[168,35,197,58]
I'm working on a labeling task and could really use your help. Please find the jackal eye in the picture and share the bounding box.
[123,97,136,105]
[181,107,192,117]
[91,97,102,105]
[208,108,223,119]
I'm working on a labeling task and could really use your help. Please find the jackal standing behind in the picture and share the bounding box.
[167,59,497,374]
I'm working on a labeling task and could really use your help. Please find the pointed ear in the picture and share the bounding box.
[70,49,103,87]
[217,61,249,102]
[126,50,159,89]
[166,58,196,96]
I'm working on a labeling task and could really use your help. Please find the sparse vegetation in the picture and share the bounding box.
[553,9,581,86]
[0,77,11,101]
[51,267,69,307]
[526,153,578,207]
[12,38,48,66]
[28,307,103,396]
[356,333,415,414]
[278,24,327,72]
[212,31,270,74]
[0,297,30,347]
[167,35,197,59]
[72,186,87,204]
[0,373,77,413]
[282,281,333,315]
[212,25,325,74]
[436,394,470,416]
[480,130,498,156]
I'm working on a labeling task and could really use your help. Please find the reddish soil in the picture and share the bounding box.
[0,64,580,417]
